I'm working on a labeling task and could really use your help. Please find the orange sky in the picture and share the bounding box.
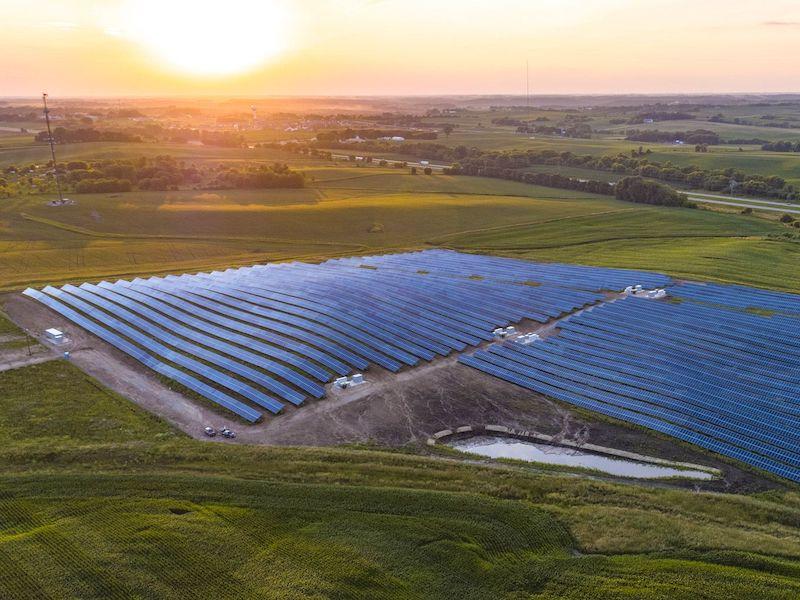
[3,0,800,96]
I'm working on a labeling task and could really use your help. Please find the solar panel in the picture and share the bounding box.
[26,246,799,478]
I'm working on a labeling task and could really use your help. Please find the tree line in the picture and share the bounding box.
[308,137,796,200]
[35,127,142,144]
[762,141,800,153]
[33,126,245,148]
[625,129,721,145]
[2,156,304,196]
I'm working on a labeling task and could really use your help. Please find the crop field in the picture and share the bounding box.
[0,359,799,599]
[2,166,798,292]
[0,171,620,290]
[433,202,800,292]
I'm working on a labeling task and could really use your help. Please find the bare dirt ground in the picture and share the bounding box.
[0,324,53,372]
[2,291,784,493]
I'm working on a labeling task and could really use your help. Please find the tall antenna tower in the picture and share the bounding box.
[42,92,65,204]
[526,60,530,109]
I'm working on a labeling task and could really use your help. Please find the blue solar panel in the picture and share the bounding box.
[22,288,263,423]
[25,247,798,472]
[458,293,800,483]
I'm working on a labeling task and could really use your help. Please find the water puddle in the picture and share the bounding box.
[449,436,714,480]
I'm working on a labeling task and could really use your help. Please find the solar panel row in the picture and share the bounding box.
[23,252,602,421]
[22,288,263,423]
[459,297,800,482]
[326,249,672,292]
[672,282,800,317]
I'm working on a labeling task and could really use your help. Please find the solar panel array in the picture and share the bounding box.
[460,297,800,482]
[23,251,606,422]
[25,248,800,480]
[326,249,671,292]
[671,281,800,317]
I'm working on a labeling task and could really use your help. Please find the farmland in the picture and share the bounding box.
[3,94,800,598]
[1,360,800,599]
[2,166,798,292]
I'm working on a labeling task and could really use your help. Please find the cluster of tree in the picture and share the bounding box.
[207,163,305,189]
[614,176,690,207]
[105,108,145,118]
[491,117,551,127]
[35,127,142,144]
[0,109,38,122]
[710,114,800,130]
[38,124,246,147]
[725,138,769,145]
[2,155,305,195]
[762,141,800,152]
[358,113,457,132]
[515,124,592,138]
[310,138,456,162]
[625,129,721,145]
[628,111,695,124]
[446,149,797,200]
[491,117,590,138]
[315,128,438,142]
[62,155,195,192]
[165,128,244,147]
[444,163,614,196]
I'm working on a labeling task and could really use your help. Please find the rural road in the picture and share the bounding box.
[687,191,800,208]
[687,194,800,214]
[0,353,57,373]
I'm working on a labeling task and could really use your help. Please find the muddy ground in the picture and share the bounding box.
[2,291,786,494]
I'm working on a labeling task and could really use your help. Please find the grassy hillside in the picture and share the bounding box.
[5,168,797,292]
[436,203,800,291]
[0,360,799,598]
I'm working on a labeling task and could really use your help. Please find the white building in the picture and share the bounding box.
[45,328,64,343]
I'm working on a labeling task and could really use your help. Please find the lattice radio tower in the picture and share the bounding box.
[42,92,65,204]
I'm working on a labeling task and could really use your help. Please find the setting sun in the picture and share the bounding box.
[115,0,292,76]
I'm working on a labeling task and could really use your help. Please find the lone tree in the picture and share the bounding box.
[443,124,454,137]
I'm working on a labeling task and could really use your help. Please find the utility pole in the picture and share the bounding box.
[42,92,64,204]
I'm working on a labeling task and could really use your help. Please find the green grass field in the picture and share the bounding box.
[0,360,799,599]
[0,170,620,290]
[3,168,798,292]
[435,202,800,291]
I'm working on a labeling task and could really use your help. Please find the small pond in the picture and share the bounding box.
[449,436,714,480]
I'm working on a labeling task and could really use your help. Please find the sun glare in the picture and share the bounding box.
[117,0,291,76]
